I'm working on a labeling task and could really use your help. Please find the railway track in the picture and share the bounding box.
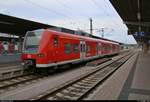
[0,65,26,81]
[0,56,111,95]
[30,51,134,100]
[0,62,21,68]
[0,74,46,94]
[0,58,111,95]
[0,50,129,82]
[0,50,131,98]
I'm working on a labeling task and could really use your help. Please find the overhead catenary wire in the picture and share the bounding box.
[54,0,87,25]
[54,0,92,31]
[55,0,72,10]
[23,0,124,35]
[103,0,125,26]
[55,0,89,18]
[24,0,72,19]
[24,0,78,27]
[90,0,123,29]
[24,0,86,30]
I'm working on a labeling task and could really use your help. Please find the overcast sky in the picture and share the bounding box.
[0,0,137,44]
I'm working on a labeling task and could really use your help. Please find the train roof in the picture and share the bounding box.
[46,29,119,45]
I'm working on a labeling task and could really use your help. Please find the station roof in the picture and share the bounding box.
[110,0,150,44]
[0,36,19,41]
[0,13,122,44]
[0,13,55,36]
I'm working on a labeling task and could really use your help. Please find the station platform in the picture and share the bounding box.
[88,49,150,100]
[0,53,21,64]
[0,54,23,81]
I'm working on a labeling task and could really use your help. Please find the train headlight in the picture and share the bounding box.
[37,53,44,58]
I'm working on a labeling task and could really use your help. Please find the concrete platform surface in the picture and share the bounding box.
[88,50,139,100]
[119,51,150,100]
[0,54,21,64]
[89,49,150,100]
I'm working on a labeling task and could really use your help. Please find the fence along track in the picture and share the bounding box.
[30,51,134,100]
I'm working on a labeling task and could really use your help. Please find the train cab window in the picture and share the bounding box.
[54,36,58,46]
[64,43,71,54]
[73,44,79,53]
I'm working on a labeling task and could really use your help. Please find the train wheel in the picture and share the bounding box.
[23,64,29,71]
[23,64,32,73]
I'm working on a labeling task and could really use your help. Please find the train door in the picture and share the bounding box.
[96,42,99,55]
[98,43,102,55]
[80,40,86,60]
[52,36,60,62]
[111,44,113,54]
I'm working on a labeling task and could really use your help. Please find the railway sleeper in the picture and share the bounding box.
[11,79,21,82]
[65,86,85,93]
[61,90,80,97]
[72,85,91,90]
[80,81,95,85]
[54,93,71,100]
[0,89,5,94]
[81,80,96,83]
[76,82,93,87]
[66,87,85,93]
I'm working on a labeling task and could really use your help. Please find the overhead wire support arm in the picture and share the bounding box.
[90,18,93,35]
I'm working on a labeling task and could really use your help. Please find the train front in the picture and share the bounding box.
[21,30,45,70]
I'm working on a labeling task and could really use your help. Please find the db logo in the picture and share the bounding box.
[27,55,31,58]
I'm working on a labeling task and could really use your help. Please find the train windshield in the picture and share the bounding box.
[23,31,42,53]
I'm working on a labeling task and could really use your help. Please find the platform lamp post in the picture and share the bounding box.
[101,28,104,38]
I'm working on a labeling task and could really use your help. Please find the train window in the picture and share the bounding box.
[64,43,71,54]
[105,46,107,51]
[107,46,109,51]
[99,44,101,51]
[110,45,112,51]
[108,45,111,51]
[80,44,83,52]
[86,45,90,52]
[96,43,99,51]
[83,44,86,52]
[73,44,79,53]
[54,36,58,46]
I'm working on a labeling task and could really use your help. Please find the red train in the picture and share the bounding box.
[21,29,120,69]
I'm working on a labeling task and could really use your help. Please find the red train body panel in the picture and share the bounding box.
[22,29,120,68]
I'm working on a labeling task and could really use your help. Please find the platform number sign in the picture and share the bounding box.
[133,31,145,38]
[133,32,138,37]
[139,31,145,37]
